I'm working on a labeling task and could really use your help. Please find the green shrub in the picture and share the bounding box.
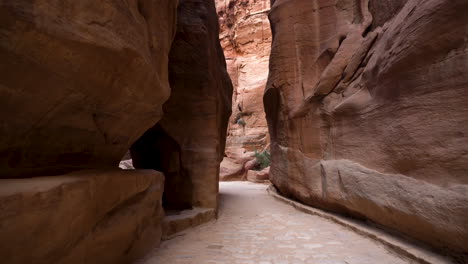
[254,150,271,171]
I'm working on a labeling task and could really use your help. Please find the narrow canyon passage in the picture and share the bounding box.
[0,0,467,263]
[137,182,411,264]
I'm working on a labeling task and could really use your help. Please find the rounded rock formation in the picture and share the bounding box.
[264,0,468,259]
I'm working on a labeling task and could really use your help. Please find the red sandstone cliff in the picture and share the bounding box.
[264,0,468,259]
[216,0,272,181]
[0,0,178,178]
[0,0,232,263]
[131,0,233,209]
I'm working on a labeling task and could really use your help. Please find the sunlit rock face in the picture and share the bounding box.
[0,0,177,178]
[216,0,271,180]
[131,0,233,209]
[265,0,468,258]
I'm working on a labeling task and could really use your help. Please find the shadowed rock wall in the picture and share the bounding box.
[0,0,178,262]
[131,0,233,209]
[265,0,468,258]
[131,124,193,210]
[0,0,231,262]
[0,0,177,178]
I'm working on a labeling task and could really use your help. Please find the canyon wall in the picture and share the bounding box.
[265,0,468,258]
[0,0,178,178]
[131,0,233,209]
[0,170,164,264]
[0,0,231,262]
[216,0,271,180]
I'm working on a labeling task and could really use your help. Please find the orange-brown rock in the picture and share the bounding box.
[131,0,233,209]
[0,170,164,264]
[247,167,269,183]
[219,157,247,181]
[0,0,231,262]
[216,0,271,180]
[0,0,177,178]
[265,0,468,258]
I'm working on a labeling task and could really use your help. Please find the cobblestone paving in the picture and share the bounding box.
[138,182,413,264]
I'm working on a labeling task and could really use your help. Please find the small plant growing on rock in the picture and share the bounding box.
[254,150,270,171]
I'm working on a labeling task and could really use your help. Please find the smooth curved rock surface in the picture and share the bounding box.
[0,170,164,264]
[0,0,178,178]
[0,0,229,263]
[265,0,468,258]
[131,0,233,209]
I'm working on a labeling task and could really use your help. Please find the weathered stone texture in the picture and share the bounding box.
[0,0,230,262]
[246,167,269,183]
[131,0,233,209]
[265,0,468,257]
[0,0,178,178]
[0,170,164,264]
[216,0,271,180]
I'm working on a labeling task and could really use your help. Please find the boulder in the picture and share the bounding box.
[0,170,164,264]
[247,167,269,183]
[244,158,259,171]
[220,157,246,181]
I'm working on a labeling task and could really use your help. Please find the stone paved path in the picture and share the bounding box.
[138,182,413,264]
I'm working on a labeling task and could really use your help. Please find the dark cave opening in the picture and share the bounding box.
[129,123,193,211]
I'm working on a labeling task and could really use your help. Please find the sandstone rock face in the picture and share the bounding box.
[0,0,230,262]
[0,0,178,178]
[131,0,233,209]
[0,170,164,264]
[219,157,247,181]
[216,0,271,180]
[247,167,269,183]
[265,0,468,258]
[119,151,134,169]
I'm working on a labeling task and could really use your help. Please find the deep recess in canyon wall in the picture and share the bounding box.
[265,0,468,259]
[131,0,233,209]
[216,0,272,180]
[0,0,231,263]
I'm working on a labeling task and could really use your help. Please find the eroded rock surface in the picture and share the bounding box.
[0,0,230,262]
[247,166,270,183]
[216,0,271,180]
[265,0,468,258]
[0,170,164,264]
[0,0,177,178]
[131,0,233,209]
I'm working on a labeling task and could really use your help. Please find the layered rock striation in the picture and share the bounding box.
[0,170,164,264]
[0,0,178,178]
[265,0,468,258]
[131,0,233,209]
[216,0,271,180]
[0,0,232,262]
